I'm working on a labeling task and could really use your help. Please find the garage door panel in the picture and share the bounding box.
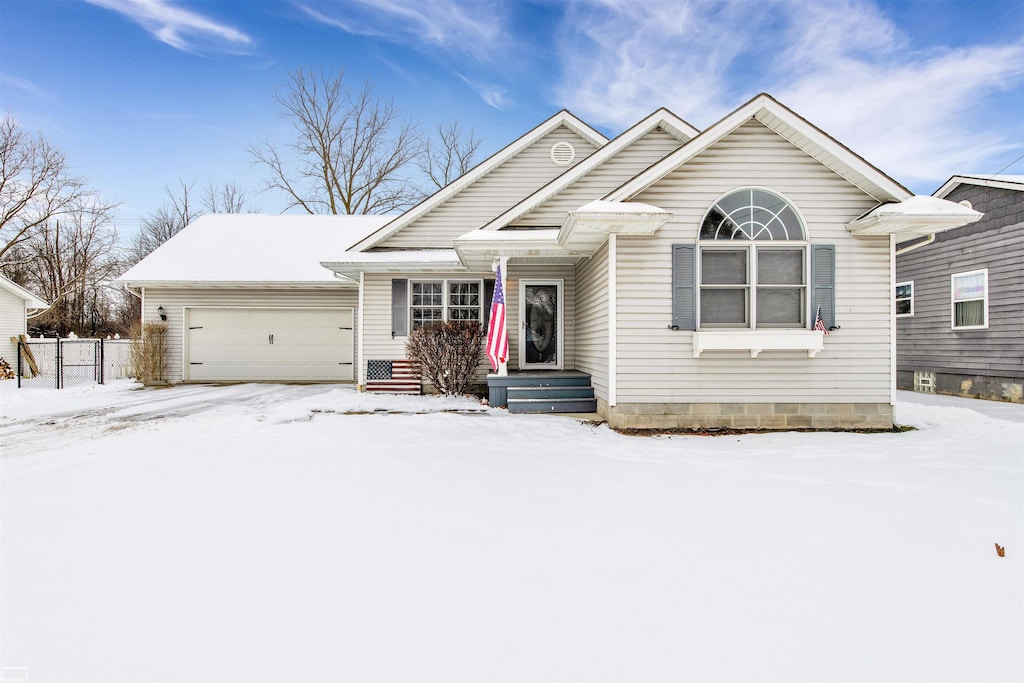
[187,308,354,382]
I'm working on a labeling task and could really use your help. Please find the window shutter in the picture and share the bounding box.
[671,244,697,330]
[391,279,408,337]
[483,279,495,328]
[811,245,835,329]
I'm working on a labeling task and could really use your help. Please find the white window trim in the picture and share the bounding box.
[895,280,914,318]
[409,278,484,330]
[696,243,810,330]
[950,268,988,330]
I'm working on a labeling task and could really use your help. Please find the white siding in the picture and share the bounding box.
[573,240,610,401]
[515,128,684,227]
[380,127,599,248]
[362,265,576,382]
[617,120,889,403]
[0,287,28,363]
[141,287,360,383]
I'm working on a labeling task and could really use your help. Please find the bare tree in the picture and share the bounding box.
[419,119,481,190]
[204,180,254,214]
[250,68,423,215]
[0,114,105,264]
[128,180,201,263]
[19,201,123,337]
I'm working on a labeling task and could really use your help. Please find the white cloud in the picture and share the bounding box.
[457,74,508,110]
[298,0,508,63]
[554,0,1024,187]
[85,0,252,53]
[0,73,50,100]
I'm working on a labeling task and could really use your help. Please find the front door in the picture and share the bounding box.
[520,280,563,370]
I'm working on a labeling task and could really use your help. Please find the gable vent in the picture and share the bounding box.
[550,141,576,166]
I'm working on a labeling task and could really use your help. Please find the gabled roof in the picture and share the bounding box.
[117,214,389,286]
[605,93,913,205]
[478,108,699,231]
[934,174,1024,199]
[0,274,47,309]
[349,110,608,252]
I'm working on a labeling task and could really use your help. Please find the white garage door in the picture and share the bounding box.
[186,308,354,381]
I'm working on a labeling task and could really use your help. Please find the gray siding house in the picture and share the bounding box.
[123,94,982,428]
[896,175,1023,402]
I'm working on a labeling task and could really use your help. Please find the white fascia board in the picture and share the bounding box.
[350,110,609,252]
[934,174,1024,199]
[479,109,698,233]
[606,93,912,204]
[117,280,357,289]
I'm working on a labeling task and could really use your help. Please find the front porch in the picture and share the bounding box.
[487,370,596,413]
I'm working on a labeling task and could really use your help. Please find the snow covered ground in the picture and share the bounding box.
[1,381,1021,682]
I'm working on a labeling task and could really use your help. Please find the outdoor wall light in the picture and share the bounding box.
[157,306,167,321]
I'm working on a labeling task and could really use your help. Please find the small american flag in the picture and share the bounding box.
[486,265,509,370]
[814,305,830,335]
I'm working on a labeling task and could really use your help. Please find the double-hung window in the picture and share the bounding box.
[951,269,987,329]
[410,279,482,330]
[698,189,808,329]
[895,281,914,317]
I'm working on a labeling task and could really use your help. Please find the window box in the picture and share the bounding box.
[692,329,825,358]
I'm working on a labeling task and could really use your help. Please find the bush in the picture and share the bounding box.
[405,321,484,396]
[129,321,169,385]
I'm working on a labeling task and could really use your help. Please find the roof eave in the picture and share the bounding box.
[846,213,983,240]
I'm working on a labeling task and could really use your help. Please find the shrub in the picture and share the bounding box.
[405,321,484,396]
[129,321,169,385]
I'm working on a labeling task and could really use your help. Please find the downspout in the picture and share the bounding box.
[358,270,365,390]
[608,234,617,408]
[894,233,936,256]
[889,235,897,408]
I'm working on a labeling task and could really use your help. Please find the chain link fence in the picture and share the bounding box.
[16,338,133,388]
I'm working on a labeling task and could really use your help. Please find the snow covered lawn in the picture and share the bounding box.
[2,381,1021,682]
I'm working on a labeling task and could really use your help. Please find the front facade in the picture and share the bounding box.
[896,175,1023,403]
[326,95,980,429]
[123,94,980,428]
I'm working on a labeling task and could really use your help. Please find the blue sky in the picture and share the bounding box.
[2,0,1022,230]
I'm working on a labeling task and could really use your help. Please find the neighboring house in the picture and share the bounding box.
[895,175,1023,403]
[121,94,980,429]
[0,274,48,367]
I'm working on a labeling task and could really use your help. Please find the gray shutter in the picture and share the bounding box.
[392,279,408,337]
[671,244,697,330]
[811,245,835,329]
[483,279,495,328]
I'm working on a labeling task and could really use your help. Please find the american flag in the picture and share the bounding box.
[814,305,830,335]
[486,264,509,370]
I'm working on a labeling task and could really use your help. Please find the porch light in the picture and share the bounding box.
[157,306,167,321]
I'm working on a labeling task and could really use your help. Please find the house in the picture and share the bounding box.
[0,274,48,368]
[895,175,1023,403]
[120,94,981,429]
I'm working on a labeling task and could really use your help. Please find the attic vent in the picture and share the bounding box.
[550,141,576,166]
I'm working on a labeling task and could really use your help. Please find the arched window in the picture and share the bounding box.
[698,189,808,328]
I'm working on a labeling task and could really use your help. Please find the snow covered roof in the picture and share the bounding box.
[117,214,391,286]
[0,274,47,309]
[846,195,983,240]
[321,249,465,279]
[934,174,1024,199]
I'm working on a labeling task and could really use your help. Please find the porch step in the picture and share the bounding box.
[507,385,595,400]
[507,397,598,414]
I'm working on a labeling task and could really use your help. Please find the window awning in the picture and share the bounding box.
[846,195,982,241]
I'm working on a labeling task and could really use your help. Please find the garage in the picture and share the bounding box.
[186,307,354,382]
